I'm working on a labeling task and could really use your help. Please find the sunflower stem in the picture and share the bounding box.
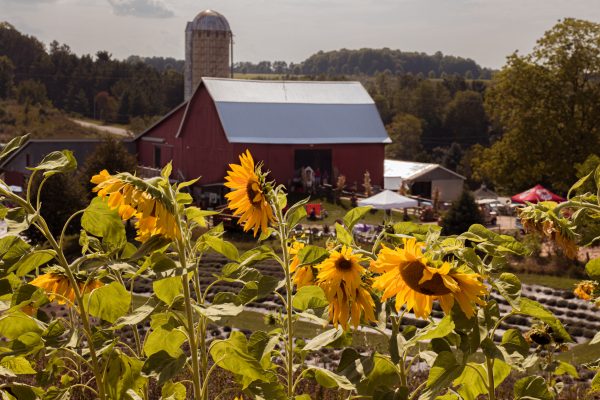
[178,239,203,400]
[275,194,295,399]
[33,216,106,399]
[485,355,496,400]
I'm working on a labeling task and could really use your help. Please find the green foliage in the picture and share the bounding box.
[474,18,600,193]
[441,190,484,234]
[85,281,131,323]
[443,90,488,146]
[79,137,138,194]
[295,48,490,78]
[26,171,88,241]
[574,154,600,195]
[385,113,426,161]
[0,55,15,99]
[0,24,183,119]
[16,80,48,106]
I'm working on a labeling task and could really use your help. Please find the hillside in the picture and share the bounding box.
[0,22,183,126]
[0,100,108,141]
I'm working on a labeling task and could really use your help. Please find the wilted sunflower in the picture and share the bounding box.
[224,150,275,237]
[371,238,487,319]
[289,241,314,288]
[574,280,597,301]
[91,170,179,242]
[30,272,103,305]
[552,230,578,259]
[518,208,579,259]
[316,246,375,329]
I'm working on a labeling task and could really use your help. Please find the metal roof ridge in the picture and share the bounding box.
[385,159,466,180]
[201,77,362,85]
[212,100,375,105]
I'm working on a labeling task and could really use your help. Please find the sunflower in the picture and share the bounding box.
[91,170,179,242]
[224,150,275,237]
[518,209,579,260]
[371,238,487,319]
[552,230,578,259]
[289,241,314,288]
[30,272,103,305]
[574,280,597,301]
[316,246,375,329]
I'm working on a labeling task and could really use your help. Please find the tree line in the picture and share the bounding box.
[0,22,183,125]
[232,49,492,78]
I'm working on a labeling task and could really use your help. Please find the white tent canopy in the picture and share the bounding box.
[357,190,419,210]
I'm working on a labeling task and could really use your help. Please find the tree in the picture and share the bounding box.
[0,56,15,99]
[474,18,600,194]
[441,190,483,235]
[409,80,450,150]
[16,80,48,105]
[443,90,488,147]
[80,137,138,194]
[385,114,425,161]
[117,90,131,124]
[26,172,88,243]
[94,91,118,123]
[432,142,464,172]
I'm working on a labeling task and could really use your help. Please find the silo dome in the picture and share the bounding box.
[188,9,231,32]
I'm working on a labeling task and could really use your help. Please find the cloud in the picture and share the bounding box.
[106,0,174,18]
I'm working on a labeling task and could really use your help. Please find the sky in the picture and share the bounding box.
[2,0,600,69]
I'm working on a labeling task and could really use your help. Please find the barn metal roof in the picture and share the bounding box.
[201,78,391,144]
[384,159,466,180]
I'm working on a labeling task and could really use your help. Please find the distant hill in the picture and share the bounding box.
[232,48,492,79]
[297,48,492,79]
[126,56,184,74]
[136,48,492,79]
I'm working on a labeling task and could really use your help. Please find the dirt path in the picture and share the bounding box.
[69,118,132,137]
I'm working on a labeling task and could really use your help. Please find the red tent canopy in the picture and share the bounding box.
[511,184,565,204]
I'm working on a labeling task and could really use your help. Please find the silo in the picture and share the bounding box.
[184,10,233,100]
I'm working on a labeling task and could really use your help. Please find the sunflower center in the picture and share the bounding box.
[246,180,263,206]
[400,261,452,295]
[335,257,354,271]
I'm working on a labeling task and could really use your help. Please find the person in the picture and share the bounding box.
[322,170,329,186]
[309,207,316,221]
[314,168,321,187]
[303,166,314,193]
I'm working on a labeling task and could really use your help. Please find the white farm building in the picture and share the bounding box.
[384,159,466,202]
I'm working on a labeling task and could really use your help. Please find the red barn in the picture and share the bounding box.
[135,78,390,198]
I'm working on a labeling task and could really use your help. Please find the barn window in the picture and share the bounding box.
[154,146,161,168]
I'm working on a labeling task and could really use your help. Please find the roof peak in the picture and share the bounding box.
[202,77,361,85]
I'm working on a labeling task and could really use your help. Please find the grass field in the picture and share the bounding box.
[287,194,421,227]
[515,273,580,290]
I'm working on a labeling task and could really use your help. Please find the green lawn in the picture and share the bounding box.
[515,273,579,290]
[291,195,420,227]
